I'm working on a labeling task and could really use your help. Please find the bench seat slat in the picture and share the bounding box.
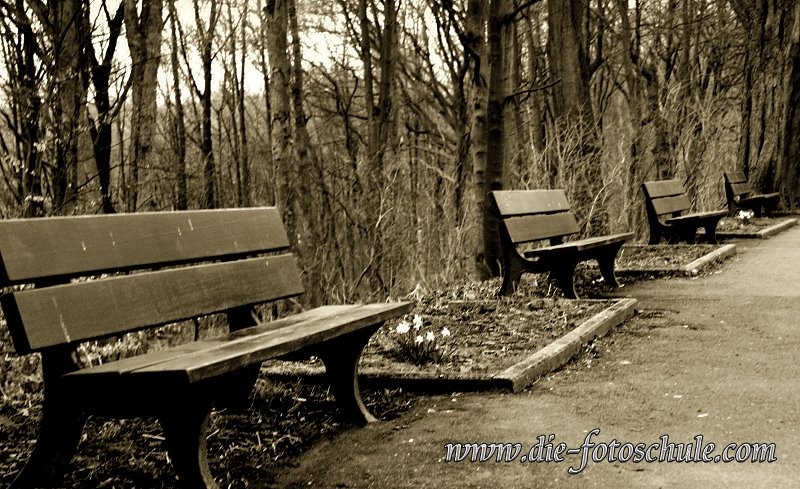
[63,306,348,376]
[2,254,304,353]
[664,210,727,224]
[738,192,780,203]
[503,213,579,244]
[65,302,412,385]
[523,233,634,257]
[0,208,288,286]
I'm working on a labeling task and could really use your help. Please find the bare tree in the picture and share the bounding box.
[123,0,164,211]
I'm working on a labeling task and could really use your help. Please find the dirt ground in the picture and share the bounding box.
[274,230,800,488]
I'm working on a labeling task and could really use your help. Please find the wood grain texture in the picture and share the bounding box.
[524,233,634,257]
[650,194,692,216]
[725,171,748,184]
[503,213,579,244]
[491,190,570,217]
[0,208,288,286]
[642,180,685,199]
[663,210,727,224]
[65,302,413,385]
[3,254,304,353]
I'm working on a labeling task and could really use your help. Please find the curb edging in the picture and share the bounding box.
[493,298,637,392]
[716,218,797,240]
[681,243,737,275]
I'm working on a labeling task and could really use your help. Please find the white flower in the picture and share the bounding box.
[413,314,423,330]
[426,331,435,342]
[441,327,451,337]
[415,335,424,345]
[396,321,411,334]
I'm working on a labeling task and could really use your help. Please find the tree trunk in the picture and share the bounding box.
[84,1,124,214]
[466,0,491,278]
[194,0,219,209]
[237,0,250,206]
[167,0,187,210]
[482,0,509,277]
[265,0,296,242]
[731,0,799,207]
[15,0,44,217]
[547,0,604,234]
[124,0,163,212]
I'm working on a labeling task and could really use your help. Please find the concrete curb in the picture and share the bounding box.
[493,298,637,392]
[681,243,737,275]
[262,298,638,394]
[716,218,797,240]
[616,244,737,277]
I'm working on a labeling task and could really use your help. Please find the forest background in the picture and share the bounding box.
[0,0,799,304]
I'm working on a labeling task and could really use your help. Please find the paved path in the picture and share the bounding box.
[275,228,800,488]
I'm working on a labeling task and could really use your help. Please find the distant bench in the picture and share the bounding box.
[0,208,410,489]
[491,190,633,299]
[724,171,780,217]
[642,180,727,244]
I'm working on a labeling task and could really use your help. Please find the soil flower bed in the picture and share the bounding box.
[264,279,625,390]
[617,244,716,269]
[613,243,736,276]
[713,216,796,239]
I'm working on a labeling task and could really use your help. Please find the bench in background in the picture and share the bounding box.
[724,171,780,217]
[642,180,727,244]
[491,190,633,299]
[0,208,411,489]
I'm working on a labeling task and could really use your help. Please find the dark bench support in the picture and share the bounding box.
[0,208,411,489]
[492,190,633,299]
[724,171,780,217]
[159,388,218,489]
[10,350,86,489]
[316,324,382,424]
[642,180,727,244]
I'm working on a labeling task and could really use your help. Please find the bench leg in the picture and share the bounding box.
[159,390,218,489]
[549,262,578,299]
[498,253,524,296]
[10,400,85,488]
[597,249,623,289]
[317,324,381,425]
[702,224,718,244]
[11,351,85,489]
[215,365,260,411]
[669,228,696,244]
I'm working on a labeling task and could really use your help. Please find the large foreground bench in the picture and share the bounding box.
[642,179,727,244]
[491,190,633,299]
[724,171,780,217]
[0,208,411,489]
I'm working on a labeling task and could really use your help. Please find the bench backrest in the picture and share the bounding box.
[641,180,691,217]
[491,190,579,244]
[0,208,304,354]
[724,172,752,198]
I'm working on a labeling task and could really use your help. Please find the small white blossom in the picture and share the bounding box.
[425,331,435,342]
[396,321,411,334]
[441,327,451,337]
[413,314,423,330]
[415,335,424,345]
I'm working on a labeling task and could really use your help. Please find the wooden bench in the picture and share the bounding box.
[491,190,633,299]
[642,179,727,244]
[724,171,780,217]
[0,208,411,489]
